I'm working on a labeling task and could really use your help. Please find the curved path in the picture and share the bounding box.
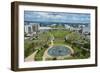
[25,50,38,62]
[43,40,54,60]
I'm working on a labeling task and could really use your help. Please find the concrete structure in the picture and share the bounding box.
[24,23,40,35]
[64,24,71,29]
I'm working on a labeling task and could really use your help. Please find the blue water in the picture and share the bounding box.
[48,46,71,56]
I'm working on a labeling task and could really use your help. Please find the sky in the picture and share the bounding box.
[24,11,90,24]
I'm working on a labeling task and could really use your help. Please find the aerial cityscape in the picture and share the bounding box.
[24,11,90,61]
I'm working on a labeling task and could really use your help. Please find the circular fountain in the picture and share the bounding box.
[48,46,71,57]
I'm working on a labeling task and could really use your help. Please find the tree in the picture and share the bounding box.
[66,32,81,44]
[43,44,49,48]
[83,42,90,49]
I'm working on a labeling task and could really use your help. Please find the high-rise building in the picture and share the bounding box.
[24,23,40,34]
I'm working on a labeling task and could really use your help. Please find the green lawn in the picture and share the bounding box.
[50,30,71,38]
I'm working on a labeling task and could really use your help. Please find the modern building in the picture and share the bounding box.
[64,24,71,29]
[24,23,40,36]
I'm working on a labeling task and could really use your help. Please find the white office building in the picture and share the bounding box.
[24,23,40,34]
